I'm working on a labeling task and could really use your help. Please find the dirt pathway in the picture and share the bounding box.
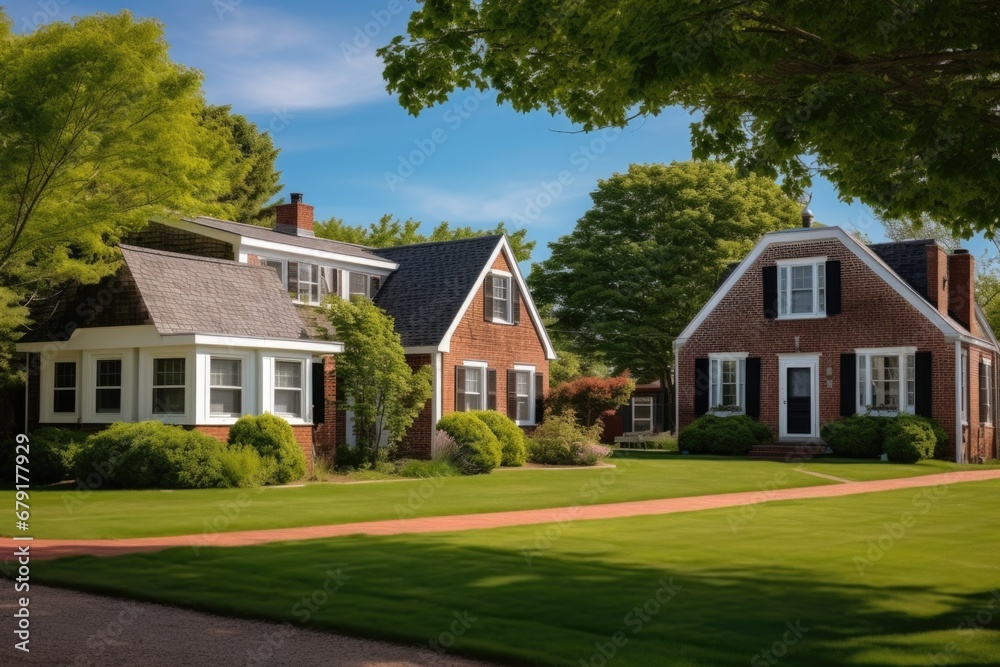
[7,468,1000,561]
[0,585,499,667]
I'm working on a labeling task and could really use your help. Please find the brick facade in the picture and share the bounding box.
[399,354,434,459]
[312,355,337,461]
[677,236,997,461]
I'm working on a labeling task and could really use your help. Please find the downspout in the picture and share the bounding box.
[955,339,964,464]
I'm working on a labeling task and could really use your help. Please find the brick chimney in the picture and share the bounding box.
[275,192,314,237]
[947,249,975,332]
[926,243,949,316]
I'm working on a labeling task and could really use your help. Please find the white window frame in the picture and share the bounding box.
[709,352,748,415]
[94,357,124,417]
[513,363,536,425]
[52,361,78,415]
[632,396,654,432]
[151,357,187,417]
[777,257,827,320]
[272,358,306,420]
[961,348,969,425]
[260,257,285,285]
[856,347,917,416]
[209,356,244,419]
[460,360,488,412]
[41,353,82,423]
[349,271,375,299]
[980,358,992,426]
[298,262,322,305]
[489,270,513,324]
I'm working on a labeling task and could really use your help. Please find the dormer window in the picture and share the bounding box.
[778,259,826,319]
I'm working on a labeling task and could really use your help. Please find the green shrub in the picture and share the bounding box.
[617,433,679,451]
[334,443,367,471]
[1,427,89,486]
[73,422,260,489]
[228,413,307,484]
[469,410,527,466]
[883,414,937,463]
[436,412,502,474]
[931,422,951,460]
[526,412,612,465]
[820,414,890,459]
[678,414,771,456]
[396,458,462,478]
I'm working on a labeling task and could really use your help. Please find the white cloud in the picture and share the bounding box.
[198,8,390,111]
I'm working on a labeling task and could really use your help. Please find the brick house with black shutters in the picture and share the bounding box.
[675,223,999,463]
[17,194,555,466]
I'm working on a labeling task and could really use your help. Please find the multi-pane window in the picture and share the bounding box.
[515,370,531,422]
[53,362,77,413]
[858,351,915,414]
[778,261,826,317]
[492,275,511,322]
[95,359,122,414]
[298,263,322,304]
[210,358,242,418]
[274,361,303,418]
[152,358,186,415]
[710,357,746,412]
[463,367,483,411]
[961,349,969,424]
[980,360,993,425]
[632,396,653,431]
[348,272,380,299]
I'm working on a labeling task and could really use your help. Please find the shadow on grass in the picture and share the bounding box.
[29,535,1000,667]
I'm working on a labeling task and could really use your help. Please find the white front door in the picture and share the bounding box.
[779,355,820,440]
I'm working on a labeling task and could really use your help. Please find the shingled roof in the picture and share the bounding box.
[869,238,935,299]
[119,245,310,339]
[186,216,390,263]
[373,236,503,347]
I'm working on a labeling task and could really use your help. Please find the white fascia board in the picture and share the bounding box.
[403,346,440,355]
[677,226,976,345]
[159,217,242,246]
[438,236,558,360]
[181,334,343,354]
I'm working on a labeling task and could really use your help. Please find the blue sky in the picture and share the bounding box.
[5,0,989,266]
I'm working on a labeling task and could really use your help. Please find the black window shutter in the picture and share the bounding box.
[487,369,497,411]
[506,370,518,420]
[534,373,545,424]
[512,282,521,324]
[762,266,778,319]
[694,358,710,416]
[840,353,857,416]
[483,277,494,322]
[455,367,467,412]
[745,357,761,419]
[287,261,299,299]
[915,352,932,417]
[311,362,325,424]
[826,261,842,315]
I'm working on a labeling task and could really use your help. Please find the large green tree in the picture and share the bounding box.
[202,105,284,226]
[529,161,801,429]
[327,295,433,464]
[315,215,536,262]
[381,1,1000,237]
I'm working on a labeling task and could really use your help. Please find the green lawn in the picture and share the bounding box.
[0,457,983,539]
[33,479,1000,666]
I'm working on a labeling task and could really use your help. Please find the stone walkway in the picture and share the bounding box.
[7,468,1000,561]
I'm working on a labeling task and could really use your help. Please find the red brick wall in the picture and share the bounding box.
[965,344,998,461]
[399,354,434,459]
[927,245,949,316]
[442,251,550,418]
[312,355,337,461]
[948,252,978,336]
[677,237,965,451]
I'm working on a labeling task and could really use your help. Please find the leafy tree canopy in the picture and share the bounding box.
[547,373,636,428]
[315,214,535,262]
[529,161,801,427]
[381,1,1000,237]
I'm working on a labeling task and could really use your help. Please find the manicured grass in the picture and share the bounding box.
[0,457,984,539]
[33,479,1000,666]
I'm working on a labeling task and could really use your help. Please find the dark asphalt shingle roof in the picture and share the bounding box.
[187,216,391,263]
[869,239,934,298]
[120,245,310,339]
[373,236,503,347]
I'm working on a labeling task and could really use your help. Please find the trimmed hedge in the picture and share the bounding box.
[883,414,937,463]
[1,427,89,486]
[678,414,771,456]
[820,415,890,459]
[469,410,527,466]
[526,412,611,466]
[228,413,307,484]
[436,412,502,474]
[73,421,262,489]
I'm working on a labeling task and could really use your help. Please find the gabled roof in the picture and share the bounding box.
[373,236,504,347]
[183,216,392,265]
[120,245,310,339]
[677,226,995,349]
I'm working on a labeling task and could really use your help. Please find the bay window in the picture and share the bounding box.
[274,360,303,418]
[53,362,77,414]
[210,358,243,418]
[152,358,186,415]
[95,359,122,414]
